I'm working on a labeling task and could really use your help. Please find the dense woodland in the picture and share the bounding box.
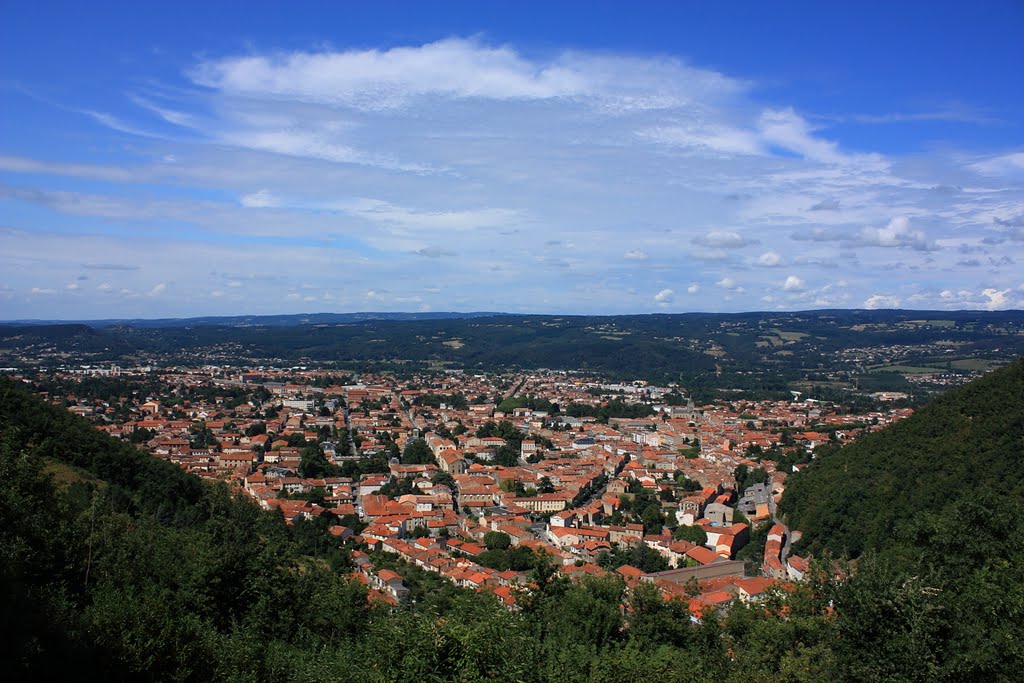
[781,357,1024,557]
[3,366,1024,681]
[3,310,1023,397]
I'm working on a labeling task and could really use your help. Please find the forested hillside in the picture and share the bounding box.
[4,310,1023,397]
[3,376,1022,681]
[781,358,1024,557]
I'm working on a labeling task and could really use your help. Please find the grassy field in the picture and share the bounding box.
[42,456,104,490]
[905,319,956,327]
[866,364,940,374]
[935,358,1007,372]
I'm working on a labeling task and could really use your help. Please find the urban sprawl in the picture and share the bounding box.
[21,365,915,615]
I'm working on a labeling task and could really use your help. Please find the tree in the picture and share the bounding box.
[483,531,511,551]
[596,544,669,573]
[734,464,770,493]
[401,438,433,465]
[673,524,708,545]
[128,427,155,444]
[299,445,333,478]
[494,444,520,467]
[378,476,423,499]
[245,422,266,437]
[431,471,457,490]
[641,504,665,534]
[189,422,216,449]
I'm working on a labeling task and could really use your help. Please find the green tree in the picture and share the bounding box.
[483,531,511,551]
[401,438,433,465]
[672,524,708,545]
[298,445,333,478]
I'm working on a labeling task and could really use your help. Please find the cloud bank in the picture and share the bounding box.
[1,37,1022,317]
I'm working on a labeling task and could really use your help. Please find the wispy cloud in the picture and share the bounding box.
[1,36,1022,316]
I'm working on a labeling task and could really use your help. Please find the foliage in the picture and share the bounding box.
[431,470,457,490]
[782,358,1024,558]
[377,476,423,499]
[596,543,670,574]
[4,374,1024,681]
[413,392,468,410]
[401,438,434,465]
[565,398,654,422]
[298,445,337,478]
[734,464,770,493]
[483,531,512,551]
[617,482,667,534]
[497,394,554,414]
[6,311,1024,396]
[672,524,708,545]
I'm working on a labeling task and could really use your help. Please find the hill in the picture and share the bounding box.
[781,358,1024,557]
[2,310,502,328]
[3,375,1023,680]
[3,309,1024,400]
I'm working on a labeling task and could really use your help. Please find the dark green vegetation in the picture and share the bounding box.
[4,372,1024,681]
[782,358,1024,558]
[4,310,1023,398]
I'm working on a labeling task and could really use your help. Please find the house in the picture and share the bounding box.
[703,502,734,526]
[737,482,772,520]
[787,555,810,582]
[439,450,468,474]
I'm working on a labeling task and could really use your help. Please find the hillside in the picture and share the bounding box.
[3,375,1023,680]
[781,358,1024,557]
[3,309,1024,400]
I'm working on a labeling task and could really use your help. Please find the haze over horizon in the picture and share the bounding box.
[2,1,1023,319]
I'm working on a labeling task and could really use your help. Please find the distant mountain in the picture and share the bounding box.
[780,358,1024,558]
[0,323,139,357]
[1,311,504,328]
[2,311,1023,399]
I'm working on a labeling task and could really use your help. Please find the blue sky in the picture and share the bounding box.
[1,1,1023,319]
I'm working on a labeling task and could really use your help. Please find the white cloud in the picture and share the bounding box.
[1,36,1023,317]
[147,283,167,297]
[129,96,195,128]
[240,189,280,208]
[783,275,804,291]
[969,152,1024,177]
[981,287,1011,310]
[758,108,845,165]
[0,155,140,183]
[191,38,744,112]
[654,288,674,303]
[863,294,901,309]
[222,129,369,167]
[640,124,762,156]
[859,216,933,250]
[82,110,163,138]
[692,230,757,249]
[192,39,588,109]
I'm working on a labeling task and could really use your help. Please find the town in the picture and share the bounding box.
[15,363,915,616]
